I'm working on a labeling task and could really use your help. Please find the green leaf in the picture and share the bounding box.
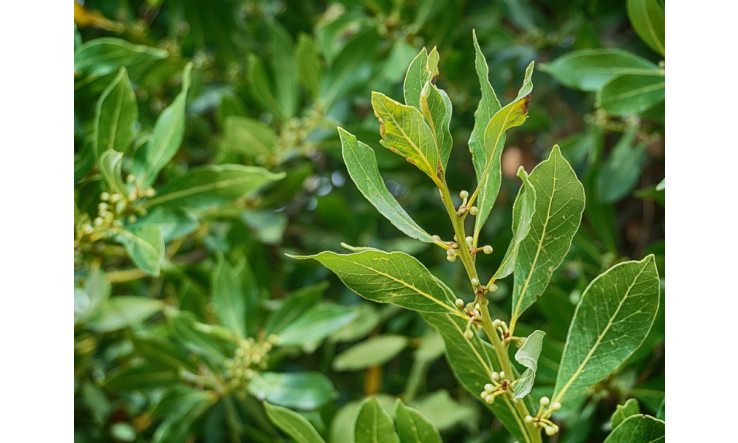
[493,167,537,280]
[409,390,477,433]
[211,254,246,338]
[131,208,198,242]
[596,123,647,202]
[169,312,226,364]
[74,37,167,79]
[276,303,357,347]
[421,313,533,442]
[104,364,179,391]
[115,224,164,276]
[597,72,665,116]
[223,116,278,161]
[338,128,435,244]
[248,372,337,411]
[264,402,327,443]
[611,398,640,429]
[268,20,298,119]
[266,281,330,336]
[295,33,323,99]
[322,28,380,108]
[94,67,137,156]
[247,54,285,120]
[144,165,285,208]
[354,398,399,443]
[290,250,461,315]
[76,264,111,322]
[131,333,197,373]
[394,400,442,443]
[87,296,165,332]
[332,335,408,371]
[603,415,665,443]
[472,61,534,238]
[512,330,545,401]
[540,49,658,92]
[627,0,665,56]
[140,63,192,186]
[99,149,129,197]
[151,391,219,443]
[403,48,429,109]
[510,146,585,328]
[371,91,439,180]
[553,256,660,403]
[420,80,453,170]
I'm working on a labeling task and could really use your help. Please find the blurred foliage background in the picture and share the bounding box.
[74,0,665,441]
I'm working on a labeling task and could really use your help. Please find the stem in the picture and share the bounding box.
[438,179,478,283]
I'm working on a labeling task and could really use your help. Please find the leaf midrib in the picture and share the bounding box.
[375,98,436,176]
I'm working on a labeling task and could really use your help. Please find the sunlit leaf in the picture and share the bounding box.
[354,398,399,443]
[94,68,137,156]
[394,400,441,443]
[603,415,665,443]
[493,167,536,280]
[115,225,164,276]
[264,402,327,443]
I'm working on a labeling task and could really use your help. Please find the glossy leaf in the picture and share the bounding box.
[510,146,585,328]
[354,398,399,443]
[276,303,356,347]
[87,296,165,332]
[94,67,137,156]
[74,37,167,79]
[611,398,640,429]
[493,167,536,280]
[597,72,665,116]
[627,0,665,56]
[266,281,330,336]
[211,254,246,338]
[116,224,164,276]
[151,391,218,443]
[338,127,435,243]
[332,335,408,371]
[290,250,461,315]
[264,402,327,443]
[248,372,337,411]
[604,415,665,443]
[99,149,128,197]
[140,63,192,186]
[371,91,439,180]
[394,400,442,443]
[295,33,323,99]
[553,256,660,403]
[472,61,534,238]
[144,165,285,208]
[512,330,545,401]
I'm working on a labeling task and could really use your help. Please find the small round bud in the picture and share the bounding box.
[524,415,534,424]
[471,278,480,287]
[485,394,495,404]
[539,396,550,407]
[100,192,110,201]
[94,217,104,226]
[470,206,478,215]
[455,299,465,309]
[432,235,441,242]
[484,383,494,393]
[480,391,488,400]
[551,402,561,411]
[126,174,136,183]
[447,255,457,262]
[465,236,473,247]
[99,209,109,217]
[491,372,500,381]
[499,371,505,379]
[98,202,108,211]
[113,220,123,228]
[128,215,137,224]
[464,330,474,340]
[460,190,469,199]
[110,193,122,203]
[545,427,556,436]
[487,283,499,292]
[447,248,457,257]
[492,319,502,328]
[483,245,493,254]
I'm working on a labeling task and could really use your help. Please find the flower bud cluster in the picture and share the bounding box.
[479,371,510,404]
[224,335,278,389]
[76,185,157,244]
[524,396,562,435]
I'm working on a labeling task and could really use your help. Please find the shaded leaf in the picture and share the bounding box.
[611,398,640,429]
[354,398,399,443]
[512,330,545,400]
[266,281,330,336]
[493,166,536,280]
[74,37,167,79]
[333,335,408,371]
[99,149,129,197]
[247,54,285,120]
[116,224,164,276]
[276,303,357,347]
[627,0,665,56]
[169,312,226,364]
[394,400,442,443]
[597,72,665,116]
[223,116,277,161]
[87,296,165,332]
[295,33,323,99]
[264,402,327,443]
[212,254,246,338]
[131,333,197,372]
[597,123,647,202]
[151,391,218,443]
[104,364,178,391]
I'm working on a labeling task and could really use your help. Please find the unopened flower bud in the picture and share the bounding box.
[540,396,550,407]
[483,245,493,254]
[83,224,94,234]
[94,217,104,226]
[455,299,465,308]
[471,278,480,286]
[484,383,494,393]
[545,426,556,436]
[524,415,534,424]
[126,174,136,183]
[465,236,473,247]
[480,391,488,400]
[432,235,441,242]
[447,255,457,262]
[551,402,561,411]
[486,395,495,404]
[100,192,110,201]
[128,215,137,224]
[460,190,469,199]
[464,330,474,339]
[110,193,122,203]
[499,371,505,379]
[487,283,499,292]
[491,372,500,381]
[144,188,156,197]
[470,206,478,215]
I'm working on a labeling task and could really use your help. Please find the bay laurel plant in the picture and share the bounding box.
[293,33,664,442]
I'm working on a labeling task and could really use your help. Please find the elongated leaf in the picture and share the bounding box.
[394,400,442,443]
[333,335,408,371]
[338,127,434,243]
[104,364,179,391]
[604,415,665,443]
[223,116,278,161]
[140,63,192,186]
[266,281,330,335]
[420,81,453,169]
[131,208,198,242]
[512,330,545,400]
[611,398,640,429]
[403,48,429,109]
[597,123,647,202]
[211,254,246,338]
[627,0,665,56]
[295,33,323,99]
[473,61,534,238]
[540,49,658,92]
[276,303,356,347]
[168,312,225,364]
[115,225,164,276]
[87,296,165,332]
[421,313,533,443]
[290,250,461,315]
[94,67,137,156]
[151,391,218,443]
[597,72,665,116]
[247,54,285,120]
[74,37,167,79]
[99,149,128,197]
[553,256,660,403]
[269,20,298,119]
[510,146,585,329]
[131,333,197,372]
[264,402,327,443]
[371,92,439,180]
[493,167,536,280]
[322,28,380,108]
[248,372,337,410]
[354,398,399,443]
[144,165,285,208]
